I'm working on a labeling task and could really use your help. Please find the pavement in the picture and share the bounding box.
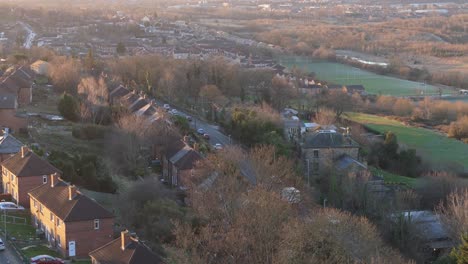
[0,236,23,264]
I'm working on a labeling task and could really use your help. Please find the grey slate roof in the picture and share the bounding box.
[335,154,367,171]
[0,134,22,154]
[303,131,358,149]
[0,94,17,109]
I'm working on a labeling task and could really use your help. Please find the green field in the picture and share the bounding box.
[278,56,449,96]
[347,112,468,172]
[370,167,418,188]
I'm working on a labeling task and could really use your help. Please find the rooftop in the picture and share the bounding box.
[302,130,358,149]
[1,147,61,177]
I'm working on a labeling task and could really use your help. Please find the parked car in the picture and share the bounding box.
[186,116,192,122]
[197,128,205,135]
[214,143,223,150]
[30,255,65,264]
[0,238,5,250]
[163,104,171,111]
[0,202,24,211]
[203,133,210,140]
[169,109,178,115]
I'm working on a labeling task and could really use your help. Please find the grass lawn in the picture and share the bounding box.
[370,167,418,188]
[21,245,60,259]
[278,55,452,96]
[347,112,468,172]
[0,212,35,240]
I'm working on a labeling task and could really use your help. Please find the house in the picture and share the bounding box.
[301,130,360,175]
[109,85,130,105]
[161,139,202,187]
[0,93,27,132]
[392,211,454,257]
[0,130,22,162]
[0,65,35,106]
[29,176,114,258]
[1,146,61,206]
[344,85,365,94]
[30,60,51,76]
[89,230,163,264]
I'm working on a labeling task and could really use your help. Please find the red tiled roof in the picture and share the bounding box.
[1,148,61,177]
[28,180,113,222]
[89,232,163,264]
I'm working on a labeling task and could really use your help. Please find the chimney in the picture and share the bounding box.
[50,173,58,187]
[21,146,28,158]
[121,230,129,251]
[68,185,76,200]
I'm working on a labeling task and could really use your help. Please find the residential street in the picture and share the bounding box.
[0,236,22,264]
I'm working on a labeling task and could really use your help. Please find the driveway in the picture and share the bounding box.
[0,236,22,264]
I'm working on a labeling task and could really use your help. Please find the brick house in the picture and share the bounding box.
[0,131,22,162]
[29,176,114,258]
[1,146,61,206]
[0,94,27,132]
[0,65,35,106]
[89,230,163,264]
[301,130,361,176]
[162,139,202,187]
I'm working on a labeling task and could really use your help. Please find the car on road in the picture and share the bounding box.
[0,202,24,211]
[30,255,65,264]
[203,133,210,140]
[163,104,171,111]
[197,128,205,135]
[169,109,178,115]
[0,238,5,250]
[214,143,223,150]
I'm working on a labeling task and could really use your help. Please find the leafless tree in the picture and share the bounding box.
[436,188,468,244]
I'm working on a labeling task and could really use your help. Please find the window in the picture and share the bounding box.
[40,204,43,214]
[57,219,60,227]
[42,175,47,184]
[57,234,61,247]
[313,162,319,172]
[313,150,319,158]
[94,219,100,230]
[50,212,54,223]
[33,199,37,208]
[10,173,14,181]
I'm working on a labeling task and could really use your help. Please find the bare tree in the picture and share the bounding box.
[77,76,109,123]
[436,189,468,243]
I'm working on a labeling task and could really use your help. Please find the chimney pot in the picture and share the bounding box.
[50,173,57,187]
[121,230,129,251]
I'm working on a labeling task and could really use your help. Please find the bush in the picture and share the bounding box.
[448,115,468,140]
[72,124,109,140]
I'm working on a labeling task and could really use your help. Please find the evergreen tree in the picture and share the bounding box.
[451,234,468,264]
[58,93,79,121]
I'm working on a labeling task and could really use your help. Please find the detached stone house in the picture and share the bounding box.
[301,130,361,175]
[29,176,114,258]
[1,146,61,206]
[89,230,163,264]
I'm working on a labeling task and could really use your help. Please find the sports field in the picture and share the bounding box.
[346,112,468,172]
[278,56,449,96]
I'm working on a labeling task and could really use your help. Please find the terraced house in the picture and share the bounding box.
[29,175,114,258]
[1,146,61,206]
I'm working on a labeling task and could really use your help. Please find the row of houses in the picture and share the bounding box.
[0,133,161,263]
[109,85,203,188]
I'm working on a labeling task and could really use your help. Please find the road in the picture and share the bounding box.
[157,102,257,184]
[18,21,36,49]
[0,236,22,264]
